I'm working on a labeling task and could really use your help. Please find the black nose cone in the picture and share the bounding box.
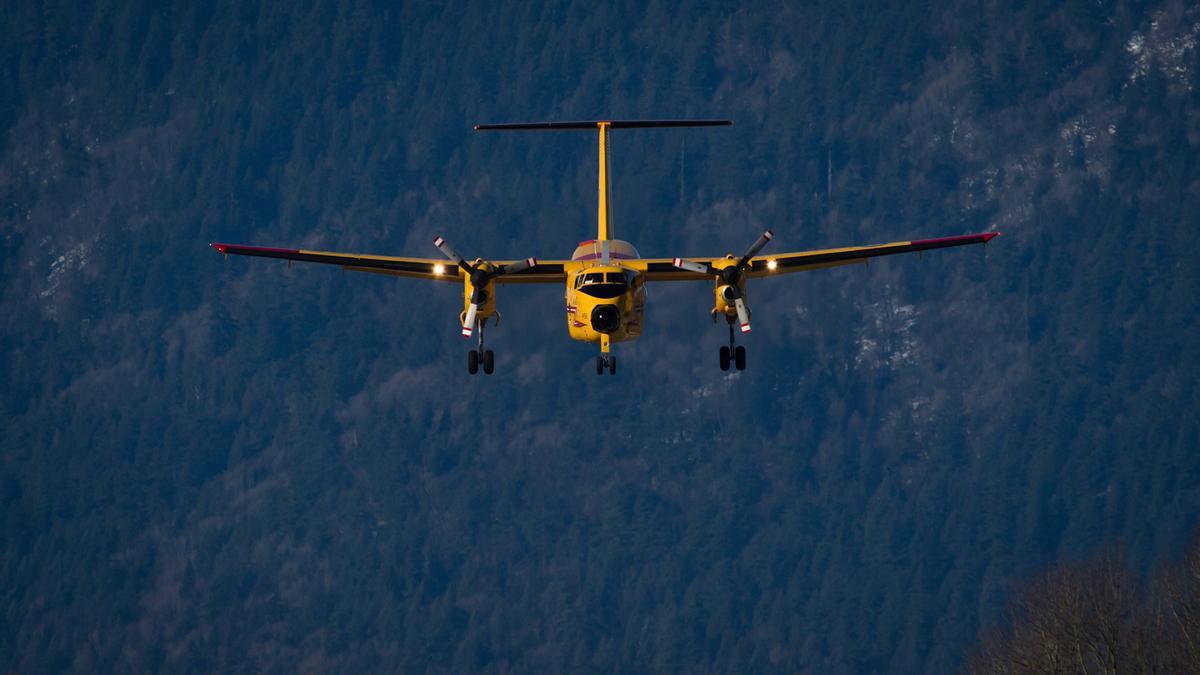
[591,305,620,334]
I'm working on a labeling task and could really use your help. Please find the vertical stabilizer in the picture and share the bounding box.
[473,119,731,246]
[598,122,613,242]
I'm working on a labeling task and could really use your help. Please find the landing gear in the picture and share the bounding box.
[467,349,495,374]
[466,319,496,375]
[596,355,616,375]
[720,319,747,371]
[596,334,616,375]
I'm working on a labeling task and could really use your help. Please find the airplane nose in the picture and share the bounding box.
[590,304,620,334]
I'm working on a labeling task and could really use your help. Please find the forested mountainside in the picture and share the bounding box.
[3,0,1198,671]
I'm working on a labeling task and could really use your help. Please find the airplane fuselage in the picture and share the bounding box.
[564,239,646,344]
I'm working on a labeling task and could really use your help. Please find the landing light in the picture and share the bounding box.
[767,259,778,271]
[434,263,445,275]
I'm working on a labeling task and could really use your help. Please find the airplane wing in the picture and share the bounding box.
[631,232,999,281]
[209,243,569,283]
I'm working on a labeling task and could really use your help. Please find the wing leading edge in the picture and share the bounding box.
[210,243,568,283]
[632,232,999,281]
[212,231,996,283]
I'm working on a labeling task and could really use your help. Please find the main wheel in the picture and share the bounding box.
[467,350,479,374]
[608,356,617,375]
[734,345,746,370]
[596,356,605,375]
[719,345,731,371]
[482,349,495,374]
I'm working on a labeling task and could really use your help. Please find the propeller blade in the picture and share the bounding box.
[433,236,474,273]
[501,257,538,275]
[673,257,712,275]
[734,297,752,333]
[738,229,774,267]
[461,302,479,338]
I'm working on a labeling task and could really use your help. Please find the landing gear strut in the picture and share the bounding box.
[466,319,495,375]
[720,318,746,371]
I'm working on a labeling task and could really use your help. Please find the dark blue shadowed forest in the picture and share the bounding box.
[2,0,1198,671]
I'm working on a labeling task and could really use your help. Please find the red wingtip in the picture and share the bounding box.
[983,232,1001,242]
[211,243,228,254]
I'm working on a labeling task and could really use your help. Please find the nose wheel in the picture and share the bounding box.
[595,355,617,375]
[720,319,747,371]
[466,319,495,375]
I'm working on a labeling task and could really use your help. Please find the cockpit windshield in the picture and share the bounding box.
[580,283,626,299]
[577,270,631,299]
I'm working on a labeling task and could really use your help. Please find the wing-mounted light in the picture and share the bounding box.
[434,235,537,338]
[673,229,773,333]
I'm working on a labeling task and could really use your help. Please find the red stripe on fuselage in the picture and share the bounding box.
[572,252,636,261]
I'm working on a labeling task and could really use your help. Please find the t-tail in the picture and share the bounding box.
[475,119,732,251]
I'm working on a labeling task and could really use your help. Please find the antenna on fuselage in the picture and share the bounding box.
[474,119,732,246]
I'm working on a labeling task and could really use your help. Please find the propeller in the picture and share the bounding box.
[673,229,773,334]
[434,236,536,338]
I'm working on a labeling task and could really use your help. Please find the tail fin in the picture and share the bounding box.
[475,119,732,243]
[598,122,612,241]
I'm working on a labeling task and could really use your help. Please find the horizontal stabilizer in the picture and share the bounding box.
[475,119,732,131]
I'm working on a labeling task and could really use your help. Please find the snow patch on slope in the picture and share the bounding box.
[1126,12,1199,90]
[855,299,920,370]
[40,241,90,300]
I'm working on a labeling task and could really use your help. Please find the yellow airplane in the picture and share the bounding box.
[212,120,998,375]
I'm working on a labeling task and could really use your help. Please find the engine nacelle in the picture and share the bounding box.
[460,261,499,326]
[711,282,749,322]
